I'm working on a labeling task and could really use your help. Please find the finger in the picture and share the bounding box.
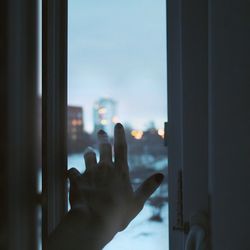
[84,147,97,170]
[67,168,81,183]
[114,123,128,169]
[98,129,112,163]
[134,173,164,210]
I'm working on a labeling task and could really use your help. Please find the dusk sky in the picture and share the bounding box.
[68,0,167,132]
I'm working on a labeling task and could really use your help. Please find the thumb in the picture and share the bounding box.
[133,173,164,213]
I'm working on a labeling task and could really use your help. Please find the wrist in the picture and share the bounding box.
[69,208,117,248]
[66,209,107,250]
[48,208,116,250]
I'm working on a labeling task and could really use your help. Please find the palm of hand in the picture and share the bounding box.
[68,124,164,236]
[69,164,135,232]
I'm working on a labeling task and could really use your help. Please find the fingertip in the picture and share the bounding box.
[154,173,164,184]
[114,123,128,167]
[134,173,165,206]
[114,123,126,138]
[98,129,107,135]
[98,130,109,144]
[115,123,123,129]
[67,168,81,180]
[84,147,97,169]
[84,146,96,156]
[67,167,79,174]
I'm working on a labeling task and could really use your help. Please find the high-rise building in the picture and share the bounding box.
[93,98,118,136]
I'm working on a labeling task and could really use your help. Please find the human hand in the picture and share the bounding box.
[67,123,164,246]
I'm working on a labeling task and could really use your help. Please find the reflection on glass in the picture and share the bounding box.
[68,1,168,249]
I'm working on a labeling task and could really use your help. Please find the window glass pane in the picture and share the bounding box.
[68,1,168,249]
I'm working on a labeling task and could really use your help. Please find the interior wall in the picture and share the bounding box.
[4,1,39,249]
[208,0,250,249]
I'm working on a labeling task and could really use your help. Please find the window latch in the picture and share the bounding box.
[173,170,190,234]
[164,122,168,147]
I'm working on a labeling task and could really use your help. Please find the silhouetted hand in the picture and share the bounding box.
[48,123,164,250]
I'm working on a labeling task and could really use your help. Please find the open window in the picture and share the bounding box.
[1,0,211,250]
[67,1,168,250]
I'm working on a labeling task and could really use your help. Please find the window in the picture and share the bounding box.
[5,0,250,249]
[67,1,168,250]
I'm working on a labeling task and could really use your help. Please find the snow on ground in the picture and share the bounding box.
[104,203,169,250]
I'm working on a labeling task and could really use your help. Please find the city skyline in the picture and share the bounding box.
[68,98,165,135]
[68,0,167,132]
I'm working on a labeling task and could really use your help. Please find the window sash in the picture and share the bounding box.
[42,0,68,247]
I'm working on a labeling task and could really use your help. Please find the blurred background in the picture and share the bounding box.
[67,1,169,250]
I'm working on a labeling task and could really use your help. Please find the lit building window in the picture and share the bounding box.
[98,107,107,114]
[71,119,82,126]
[71,127,77,133]
[157,128,165,138]
[131,130,144,140]
[72,119,77,126]
[100,119,108,125]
